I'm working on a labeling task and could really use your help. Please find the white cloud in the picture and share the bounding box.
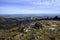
[54,0,60,6]
[0,0,60,6]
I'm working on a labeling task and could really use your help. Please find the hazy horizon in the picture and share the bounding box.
[0,14,60,17]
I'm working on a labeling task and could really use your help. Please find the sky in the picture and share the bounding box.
[0,0,60,14]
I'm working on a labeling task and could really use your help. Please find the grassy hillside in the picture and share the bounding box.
[0,17,60,40]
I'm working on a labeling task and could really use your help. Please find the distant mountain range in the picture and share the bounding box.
[0,14,60,18]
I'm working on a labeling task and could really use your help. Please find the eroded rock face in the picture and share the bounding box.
[28,37,35,40]
[49,37,55,40]
[0,38,5,40]
[32,22,43,29]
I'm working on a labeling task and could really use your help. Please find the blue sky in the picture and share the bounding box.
[0,0,60,14]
